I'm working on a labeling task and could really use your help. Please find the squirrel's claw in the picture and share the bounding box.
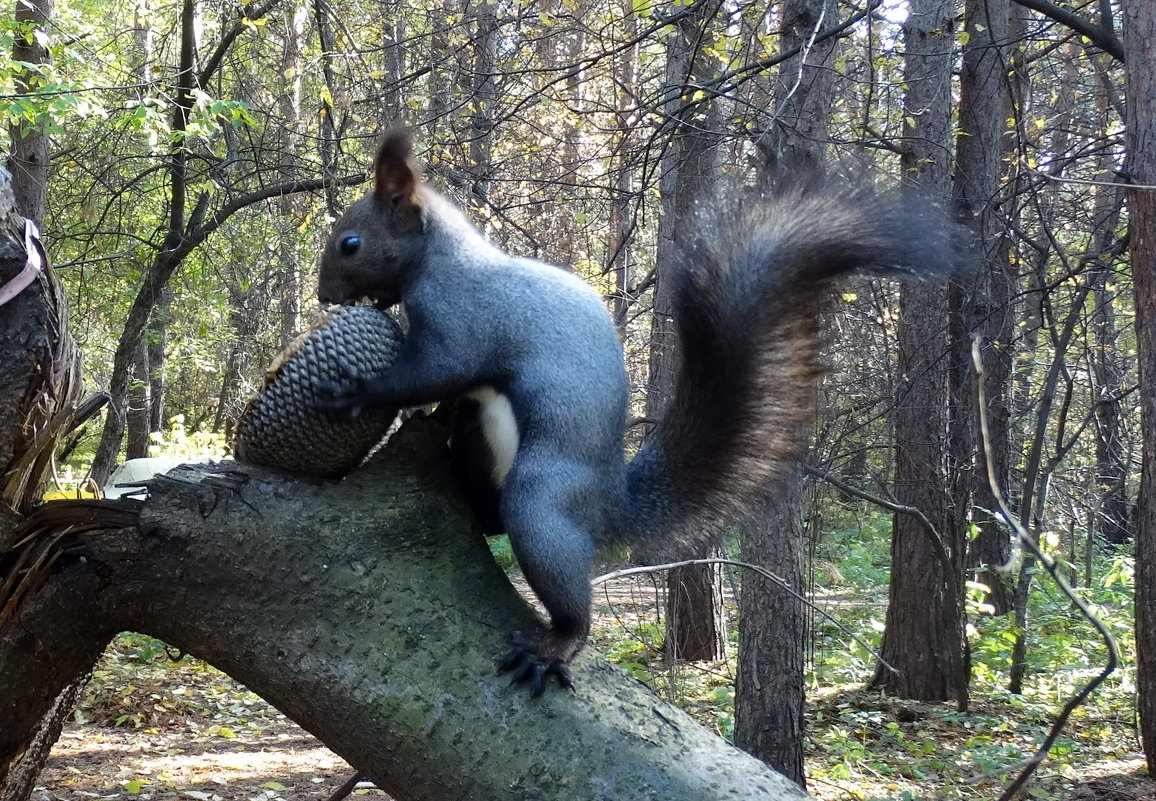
[498,636,575,697]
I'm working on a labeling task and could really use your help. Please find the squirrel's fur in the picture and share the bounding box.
[317,130,958,695]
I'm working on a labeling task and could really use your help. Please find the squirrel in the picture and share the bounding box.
[317,130,959,696]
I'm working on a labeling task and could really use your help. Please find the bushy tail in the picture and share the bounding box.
[623,180,961,560]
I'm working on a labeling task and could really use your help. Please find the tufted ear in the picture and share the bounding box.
[374,129,423,235]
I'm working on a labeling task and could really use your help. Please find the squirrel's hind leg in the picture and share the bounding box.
[497,461,597,696]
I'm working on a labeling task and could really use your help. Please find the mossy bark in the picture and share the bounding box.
[1,418,807,801]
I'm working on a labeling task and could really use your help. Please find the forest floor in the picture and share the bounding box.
[30,577,1155,801]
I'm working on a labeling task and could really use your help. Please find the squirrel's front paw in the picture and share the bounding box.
[313,377,371,418]
[497,631,577,697]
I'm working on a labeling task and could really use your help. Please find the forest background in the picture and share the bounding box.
[1,0,1155,798]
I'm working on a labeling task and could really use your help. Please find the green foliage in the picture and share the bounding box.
[485,534,518,573]
[586,509,1140,799]
[4,0,1144,796]
[816,510,894,590]
[146,415,230,461]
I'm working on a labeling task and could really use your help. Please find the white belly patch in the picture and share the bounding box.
[466,387,519,486]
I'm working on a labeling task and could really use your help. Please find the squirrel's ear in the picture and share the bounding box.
[374,129,423,235]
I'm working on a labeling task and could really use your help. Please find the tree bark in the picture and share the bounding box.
[951,0,1018,615]
[733,0,839,782]
[736,466,806,785]
[664,557,728,662]
[5,0,54,225]
[126,342,152,459]
[650,1,728,665]
[1121,0,1156,772]
[1090,271,1132,546]
[870,0,968,707]
[1,418,809,801]
[0,161,86,801]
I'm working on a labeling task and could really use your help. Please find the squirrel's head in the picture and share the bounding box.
[318,129,426,307]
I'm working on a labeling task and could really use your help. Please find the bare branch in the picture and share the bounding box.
[1011,0,1124,61]
[594,558,898,675]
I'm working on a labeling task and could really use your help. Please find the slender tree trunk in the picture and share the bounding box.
[126,343,152,459]
[146,288,171,435]
[737,468,806,783]
[734,0,838,783]
[607,2,639,328]
[870,0,968,708]
[277,2,307,344]
[951,0,1018,615]
[665,555,728,662]
[130,5,168,443]
[5,0,54,225]
[426,3,456,139]
[1090,245,1132,545]
[466,2,499,220]
[1121,0,1156,771]
[379,1,406,122]
[312,0,342,215]
[650,0,728,666]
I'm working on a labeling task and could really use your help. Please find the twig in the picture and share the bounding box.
[969,336,1119,801]
[594,557,897,674]
[802,463,963,632]
[322,771,366,801]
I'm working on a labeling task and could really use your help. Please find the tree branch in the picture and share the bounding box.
[802,464,962,614]
[1010,0,1124,61]
[2,418,808,801]
[196,0,285,90]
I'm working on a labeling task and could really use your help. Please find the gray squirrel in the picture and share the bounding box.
[317,130,958,695]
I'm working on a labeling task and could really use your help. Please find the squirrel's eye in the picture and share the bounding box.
[339,235,361,256]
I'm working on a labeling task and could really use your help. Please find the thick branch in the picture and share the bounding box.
[2,418,806,801]
[1010,0,1124,61]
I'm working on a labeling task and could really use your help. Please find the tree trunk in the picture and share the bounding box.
[465,2,499,219]
[1121,0,1156,772]
[651,1,727,664]
[951,0,1018,616]
[607,8,639,328]
[873,278,964,703]
[736,466,806,785]
[126,342,152,459]
[0,162,86,801]
[665,558,728,662]
[870,0,967,707]
[276,3,307,346]
[0,419,810,801]
[1090,252,1132,546]
[733,0,838,783]
[5,0,54,225]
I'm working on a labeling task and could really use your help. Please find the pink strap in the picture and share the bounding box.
[0,220,44,308]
